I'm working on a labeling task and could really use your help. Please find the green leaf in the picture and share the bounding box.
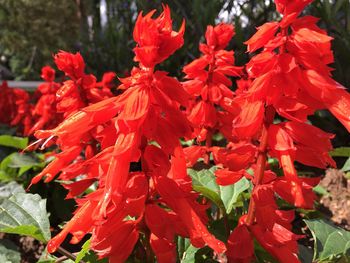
[0,170,14,182]
[75,239,91,263]
[0,193,51,242]
[219,177,250,214]
[304,218,350,261]
[330,147,350,157]
[188,168,250,214]
[8,153,40,168]
[37,247,76,263]
[0,182,25,203]
[188,168,224,210]
[0,135,28,149]
[298,245,314,263]
[0,240,21,263]
[341,157,350,172]
[313,185,329,196]
[181,244,199,263]
[75,239,107,263]
[37,248,74,263]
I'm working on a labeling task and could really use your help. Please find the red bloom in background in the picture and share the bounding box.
[29,66,63,135]
[0,82,19,125]
[41,65,56,82]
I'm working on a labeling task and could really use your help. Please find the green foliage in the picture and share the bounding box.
[0,192,51,242]
[188,167,250,214]
[341,157,350,172]
[0,152,44,182]
[330,147,350,157]
[0,0,79,79]
[0,240,21,263]
[75,239,108,263]
[220,177,250,214]
[37,249,74,263]
[305,218,350,262]
[181,242,198,263]
[0,135,28,149]
[0,181,25,202]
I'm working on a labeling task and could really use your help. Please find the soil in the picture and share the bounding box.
[319,169,350,230]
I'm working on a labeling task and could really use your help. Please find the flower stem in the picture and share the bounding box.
[245,106,275,225]
[56,246,80,262]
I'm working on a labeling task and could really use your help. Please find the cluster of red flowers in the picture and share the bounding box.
[34,6,226,262]
[0,54,116,137]
[0,68,62,136]
[223,0,350,262]
[24,1,350,263]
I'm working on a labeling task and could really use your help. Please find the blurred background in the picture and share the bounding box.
[0,0,349,143]
[0,0,349,84]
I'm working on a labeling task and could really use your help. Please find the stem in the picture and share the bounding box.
[205,130,213,148]
[178,236,185,260]
[56,246,80,262]
[143,229,154,263]
[245,106,275,226]
[56,252,80,263]
[223,212,230,236]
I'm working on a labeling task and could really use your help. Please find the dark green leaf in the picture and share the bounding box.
[0,193,51,242]
[298,245,314,263]
[8,153,40,168]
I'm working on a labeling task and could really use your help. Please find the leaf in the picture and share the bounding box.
[330,147,350,157]
[0,135,28,149]
[75,239,91,263]
[341,157,350,172]
[0,125,16,136]
[0,153,44,182]
[8,153,40,168]
[0,193,51,242]
[0,240,21,263]
[304,218,350,261]
[298,245,314,263]
[37,249,75,263]
[181,243,199,263]
[0,182,25,203]
[313,185,329,196]
[188,167,251,214]
[75,239,107,263]
[188,168,224,210]
[219,177,250,214]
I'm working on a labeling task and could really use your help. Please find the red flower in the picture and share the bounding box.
[133,5,185,68]
[54,51,85,80]
[40,66,55,82]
